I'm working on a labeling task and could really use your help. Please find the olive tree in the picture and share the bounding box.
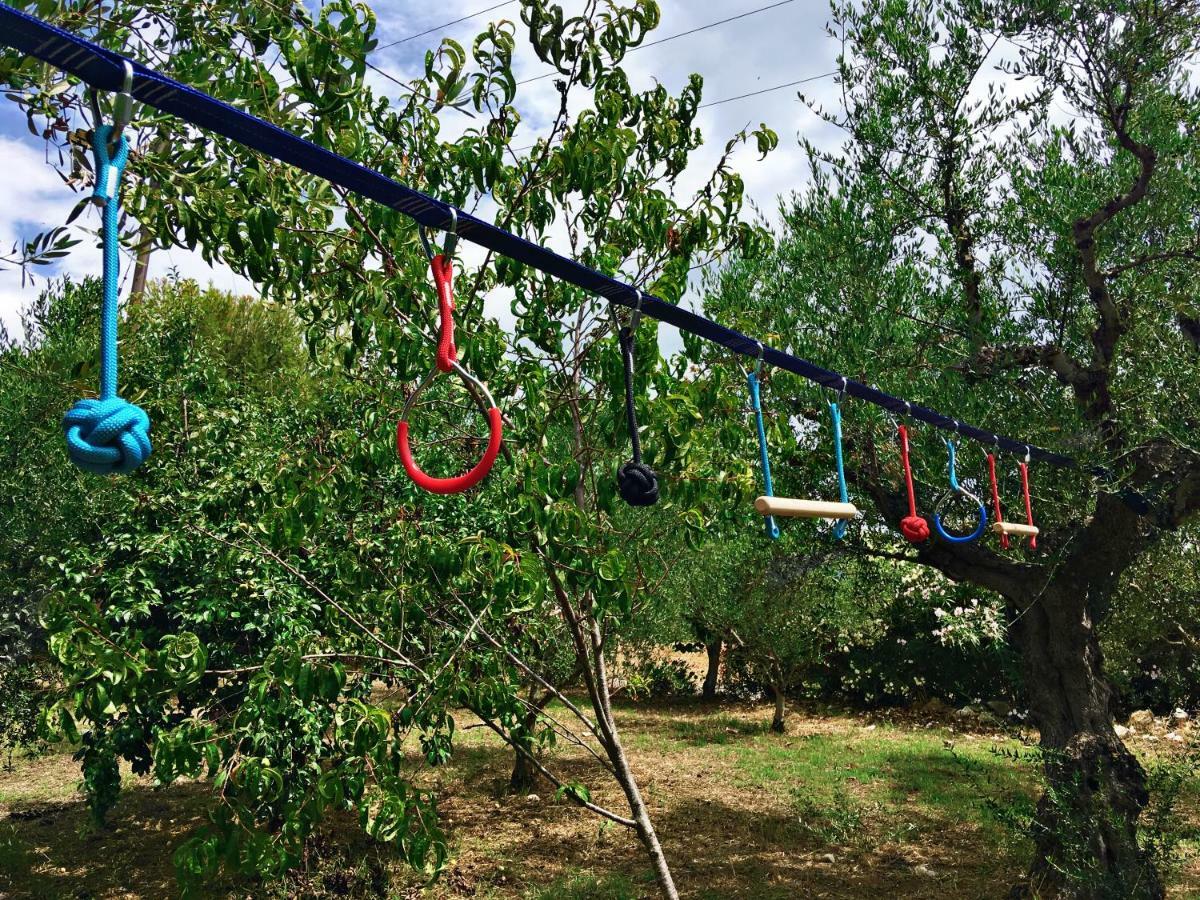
[705,1,1200,895]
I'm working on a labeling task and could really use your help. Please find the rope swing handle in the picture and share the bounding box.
[1020,459,1038,550]
[62,61,152,476]
[898,425,917,518]
[828,399,849,539]
[613,298,659,506]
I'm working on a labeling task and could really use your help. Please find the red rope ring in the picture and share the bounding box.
[397,241,501,495]
[397,403,502,494]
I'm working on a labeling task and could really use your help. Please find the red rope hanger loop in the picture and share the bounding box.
[419,209,459,374]
[1020,449,1038,550]
[398,215,502,494]
[897,424,929,543]
[987,451,1011,550]
[430,254,457,373]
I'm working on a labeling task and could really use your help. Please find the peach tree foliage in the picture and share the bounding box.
[0,0,776,890]
[703,1,1199,896]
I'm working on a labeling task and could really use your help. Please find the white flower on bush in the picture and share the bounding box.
[931,596,1006,648]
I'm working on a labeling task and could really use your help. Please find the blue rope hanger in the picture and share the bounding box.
[62,61,152,475]
[0,1,1075,471]
[827,398,849,539]
[933,439,987,544]
[746,347,780,540]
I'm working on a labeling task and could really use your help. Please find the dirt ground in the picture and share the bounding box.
[2,699,1198,899]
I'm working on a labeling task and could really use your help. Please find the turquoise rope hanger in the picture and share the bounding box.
[933,438,987,543]
[62,64,152,475]
[746,351,780,540]
[827,399,849,539]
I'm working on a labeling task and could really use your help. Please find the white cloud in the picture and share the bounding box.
[0,131,254,341]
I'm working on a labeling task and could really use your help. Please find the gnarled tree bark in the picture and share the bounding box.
[702,637,721,700]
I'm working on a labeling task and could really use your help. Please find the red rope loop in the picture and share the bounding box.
[430,254,457,373]
[1019,461,1038,550]
[987,453,1010,550]
[897,424,929,543]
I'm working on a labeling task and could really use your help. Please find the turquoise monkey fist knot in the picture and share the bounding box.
[63,397,152,475]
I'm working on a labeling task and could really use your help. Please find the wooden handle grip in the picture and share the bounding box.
[754,496,859,519]
[992,522,1040,537]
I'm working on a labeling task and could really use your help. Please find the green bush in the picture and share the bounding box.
[1102,528,1200,715]
[622,656,697,701]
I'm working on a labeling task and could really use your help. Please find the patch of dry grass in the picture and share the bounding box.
[1,702,1197,899]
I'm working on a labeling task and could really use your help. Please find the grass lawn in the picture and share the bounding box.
[1,699,1198,898]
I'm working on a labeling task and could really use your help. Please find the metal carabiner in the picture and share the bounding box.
[609,288,644,337]
[933,438,987,543]
[89,59,134,149]
[629,287,644,333]
[396,360,503,495]
[88,59,134,207]
[419,207,458,263]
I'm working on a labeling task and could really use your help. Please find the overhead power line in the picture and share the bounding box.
[375,1,519,53]
[516,0,796,87]
[366,0,820,123]
[697,70,836,109]
[511,69,837,152]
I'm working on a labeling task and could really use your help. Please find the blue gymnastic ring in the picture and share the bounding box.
[933,488,988,544]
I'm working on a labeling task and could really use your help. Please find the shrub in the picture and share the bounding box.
[621,656,697,701]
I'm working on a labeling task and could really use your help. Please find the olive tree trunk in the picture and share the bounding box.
[770,686,786,734]
[1009,579,1161,899]
[864,481,1166,898]
[702,638,721,700]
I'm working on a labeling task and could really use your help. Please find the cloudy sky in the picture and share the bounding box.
[0,0,846,339]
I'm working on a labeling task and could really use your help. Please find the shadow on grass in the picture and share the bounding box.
[667,714,774,746]
[651,792,1021,900]
[0,781,411,900]
[0,712,1038,900]
[0,779,234,900]
[423,726,1029,899]
[525,870,647,899]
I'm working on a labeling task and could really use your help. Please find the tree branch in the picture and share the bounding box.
[953,342,1090,388]
[1068,100,1158,433]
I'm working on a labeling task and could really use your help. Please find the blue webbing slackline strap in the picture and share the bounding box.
[61,122,152,475]
[0,1,1075,470]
